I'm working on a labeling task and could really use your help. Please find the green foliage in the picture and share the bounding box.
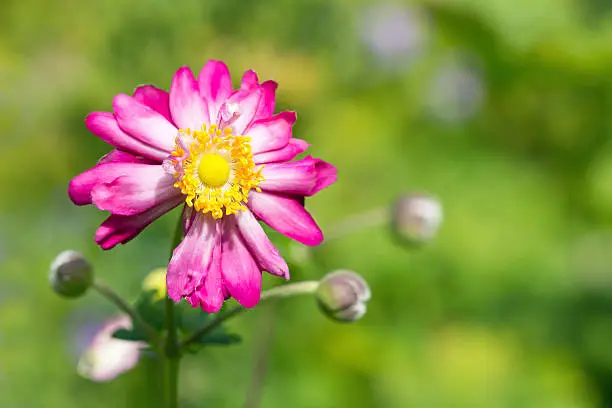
[112,328,148,342]
[136,290,166,332]
[109,290,242,348]
[176,301,242,349]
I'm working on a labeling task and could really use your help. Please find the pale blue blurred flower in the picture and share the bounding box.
[358,2,429,68]
[425,54,486,123]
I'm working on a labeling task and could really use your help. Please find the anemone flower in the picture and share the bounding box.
[77,314,144,382]
[69,60,337,312]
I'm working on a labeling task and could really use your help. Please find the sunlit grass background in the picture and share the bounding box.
[3,0,612,406]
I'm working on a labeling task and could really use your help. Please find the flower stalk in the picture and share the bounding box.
[319,206,388,244]
[92,280,161,347]
[164,295,180,408]
[164,218,184,408]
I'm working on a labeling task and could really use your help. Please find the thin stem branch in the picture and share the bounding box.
[92,280,161,346]
[164,296,179,408]
[179,281,319,350]
[319,205,389,244]
[163,216,184,408]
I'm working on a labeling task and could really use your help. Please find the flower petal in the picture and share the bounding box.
[113,94,177,153]
[224,87,263,134]
[95,196,183,250]
[247,191,323,246]
[239,71,277,121]
[240,70,259,91]
[189,243,224,313]
[235,210,289,279]
[91,165,179,216]
[77,315,144,383]
[69,162,157,206]
[169,67,210,130]
[253,138,309,164]
[97,150,157,165]
[182,204,196,235]
[132,85,172,123]
[254,80,277,120]
[222,285,231,300]
[85,112,168,162]
[221,216,262,308]
[259,156,337,196]
[246,111,296,155]
[198,60,233,124]
[166,213,218,302]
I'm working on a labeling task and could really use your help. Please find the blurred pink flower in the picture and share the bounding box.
[77,315,144,382]
[68,60,337,312]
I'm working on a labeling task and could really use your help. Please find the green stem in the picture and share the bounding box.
[243,301,277,408]
[164,216,184,408]
[319,205,389,244]
[179,280,319,350]
[92,280,161,348]
[164,296,179,408]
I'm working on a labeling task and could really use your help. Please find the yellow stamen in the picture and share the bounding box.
[171,125,264,219]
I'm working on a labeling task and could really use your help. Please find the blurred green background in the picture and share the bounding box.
[3,0,612,406]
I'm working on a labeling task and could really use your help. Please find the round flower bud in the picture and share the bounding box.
[49,250,93,298]
[142,268,167,300]
[391,193,443,246]
[316,270,371,323]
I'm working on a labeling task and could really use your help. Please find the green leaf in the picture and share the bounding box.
[111,328,148,342]
[176,300,211,333]
[134,290,166,331]
[188,322,242,347]
[176,302,242,350]
[195,330,241,346]
[183,330,242,354]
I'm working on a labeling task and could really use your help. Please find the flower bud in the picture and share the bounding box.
[142,268,167,300]
[391,193,443,246]
[316,270,371,323]
[49,250,93,298]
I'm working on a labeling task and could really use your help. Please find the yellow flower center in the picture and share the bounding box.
[169,124,264,219]
[197,154,230,188]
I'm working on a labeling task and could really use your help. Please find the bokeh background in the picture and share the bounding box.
[3,0,612,406]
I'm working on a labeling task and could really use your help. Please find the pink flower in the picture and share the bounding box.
[77,315,145,382]
[69,61,337,312]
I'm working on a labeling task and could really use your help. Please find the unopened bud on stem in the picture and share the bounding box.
[142,268,167,300]
[391,193,443,246]
[49,250,93,298]
[316,270,371,322]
